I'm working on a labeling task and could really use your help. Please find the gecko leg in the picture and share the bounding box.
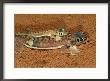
[69,45,80,55]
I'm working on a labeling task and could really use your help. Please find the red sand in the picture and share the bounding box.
[14,14,96,68]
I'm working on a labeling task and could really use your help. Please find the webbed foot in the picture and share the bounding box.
[69,45,80,55]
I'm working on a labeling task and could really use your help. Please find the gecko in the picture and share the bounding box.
[15,28,87,55]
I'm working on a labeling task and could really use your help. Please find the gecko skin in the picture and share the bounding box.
[15,28,87,55]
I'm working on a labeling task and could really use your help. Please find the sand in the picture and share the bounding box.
[14,14,96,68]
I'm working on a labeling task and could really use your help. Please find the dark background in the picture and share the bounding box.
[2,0,109,3]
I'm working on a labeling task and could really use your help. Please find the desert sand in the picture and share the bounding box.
[14,14,96,68]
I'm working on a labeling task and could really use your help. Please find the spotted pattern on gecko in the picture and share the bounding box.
[15,28,87,55]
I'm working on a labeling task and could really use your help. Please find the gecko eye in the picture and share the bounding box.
[59,32,63,36]
[74,32,86,42]
[76,38,80,42]
[60,33,62,36]
[76,37,81,42]
[58,28,65,37]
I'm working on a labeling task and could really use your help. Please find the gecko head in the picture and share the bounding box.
[74,32,87,45]
[56,27,68,37]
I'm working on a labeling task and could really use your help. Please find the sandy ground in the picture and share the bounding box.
[14,14,96,68]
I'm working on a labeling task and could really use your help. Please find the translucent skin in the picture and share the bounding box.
[26,32,86,48]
